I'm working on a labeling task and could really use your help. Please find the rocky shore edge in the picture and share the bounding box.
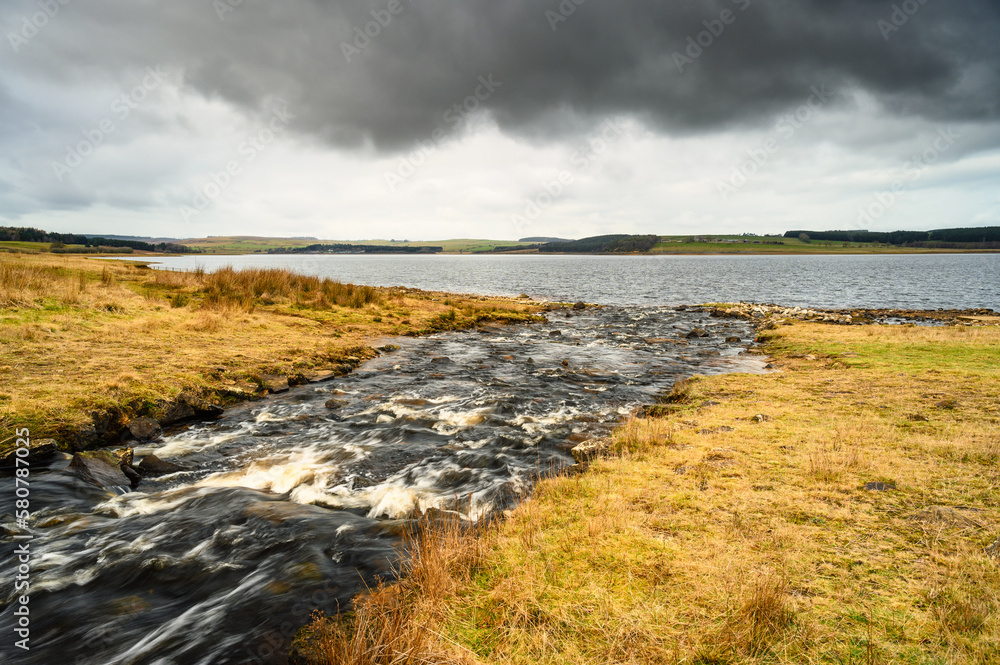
[566,302,999,466]
[690,302,999,326]
[0,351,391,494]
[0,301,587,493]
[8,300,997,496]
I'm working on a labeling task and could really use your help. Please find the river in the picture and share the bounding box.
[1,305,764,665]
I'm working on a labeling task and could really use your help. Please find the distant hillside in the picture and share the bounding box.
[538,234,661,253]
[268,243,442,255]
[0,226,196,253]
[519,237,573,243]
[83,234,180,243]
[786,226,1000,248]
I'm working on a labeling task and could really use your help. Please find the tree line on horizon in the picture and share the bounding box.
[786,226,1000,248]
[267,243,443,254]
[0,226,196,253]
[528,234,661,253]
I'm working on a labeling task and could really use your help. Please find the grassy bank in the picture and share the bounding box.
[296,319,1000,664]
[0,252,540,448]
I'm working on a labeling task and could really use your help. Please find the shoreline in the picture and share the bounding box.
[8,243,1000,259]
[294,309,1000,665]
[3,250,994,462]
[0,252,545,463]
[132,248,1000,257]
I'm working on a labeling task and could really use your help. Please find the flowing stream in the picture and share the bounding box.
[1,306,766,664]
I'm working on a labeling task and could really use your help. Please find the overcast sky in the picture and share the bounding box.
[2,0,999,241]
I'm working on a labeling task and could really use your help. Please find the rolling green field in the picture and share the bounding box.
[180,236,536,254]
[0,241,65,252]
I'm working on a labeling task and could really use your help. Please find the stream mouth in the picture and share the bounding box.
[1,306,766,665]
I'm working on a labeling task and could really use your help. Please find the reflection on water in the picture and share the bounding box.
[1,307,766,665]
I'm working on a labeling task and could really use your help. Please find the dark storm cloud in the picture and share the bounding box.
[4,0,1000,150]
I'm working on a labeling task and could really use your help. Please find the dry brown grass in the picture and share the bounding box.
[0,252,540,445]
[295,519,481,665]
[200,266,383,311]
[299,320,1000,665]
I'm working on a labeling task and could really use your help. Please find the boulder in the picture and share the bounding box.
[572,301,587,310]
[0,438,59,466]
[686,328,710,339]
[325,399,348,410]
[121,464,142,490]
[306,370,338,383]
[128,417,162,442]
[571,438,613,464]
[159,399,196,425]
[92,409,126,441]
[113,447,134,467]
[137,453,188,476]
[69,423,101,451]
[548,330,563,337]
[261,375,289,394]
[220,381,260,399]
[182,392,223,418]
[725,336,742,343]
[69,451,131,489]
[111,449,142,490]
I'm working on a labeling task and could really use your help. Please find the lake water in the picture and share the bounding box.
[139,253,1000,310]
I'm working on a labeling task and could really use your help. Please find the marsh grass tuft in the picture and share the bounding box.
[711,573,796,659]
[296,518,479,665]
[200,266,383,311]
